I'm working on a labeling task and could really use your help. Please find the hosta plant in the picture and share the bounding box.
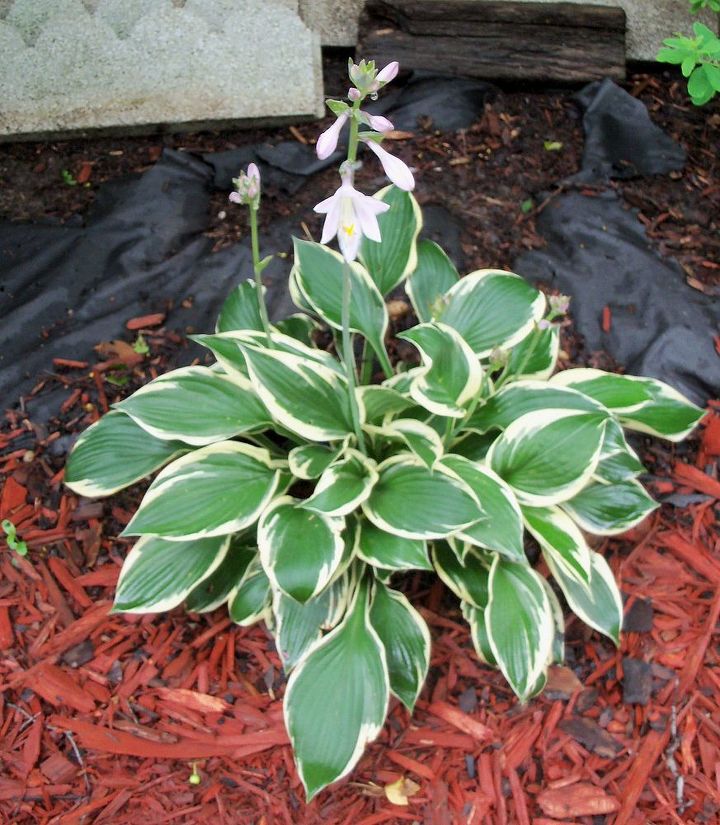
[64,58,704,800]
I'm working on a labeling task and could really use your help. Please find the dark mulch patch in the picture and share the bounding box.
[1,66,719,824]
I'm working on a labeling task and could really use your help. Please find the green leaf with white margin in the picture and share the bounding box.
[399,322,483,418]
[486,557,554,702]
[113,535,230,613]
[228,556,271,626]
[466,381,605,434]
[488,410,607,506]
[288,443,344,480]
[461,601,497,666]
[363,454,483,540]
[562,480,658,536]
[365,418,442,468]
[437,270,546,357]
[115,366,269,447]
[359,185,422,295]
[238,343,356,442]
[440,455,524,562]
[273,572,353,672]
[594,418,646,483]
[275,313,318,346]
[358,385,414,425]
[539,577,565,665]
[550,369,704,441]
[355,519,431,571]
[545,549,623,645]
[258,496,345,602]
[369,581,430,711]
[193,329,344,380]
[216,280,264,333]
[522,505,591,585]
[185,541,256,612]
[292,238,389,363]
[123,442,279,540]
[284,578,389,800]
[505,325,560,380]
[432,541,491,608]
[64,411,188,497]
[303,450,378,517]
[406,238,459,323]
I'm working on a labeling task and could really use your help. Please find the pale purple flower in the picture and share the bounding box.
[314,174,390,262]
[348,87,361,101]
[246,162,260,199]
[316,112,349,160]
[376,61,399,85]
[362,139,415,191]
[229,163,261,206]
[364,113,394,132]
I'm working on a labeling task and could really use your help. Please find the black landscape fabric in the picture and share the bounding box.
[0,76,716,421]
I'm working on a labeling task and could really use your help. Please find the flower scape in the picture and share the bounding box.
[63,59,705,800]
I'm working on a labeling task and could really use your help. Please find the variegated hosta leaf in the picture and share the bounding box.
[228,556,271,626]
[258,497,345,602]
[185,542,256,613]
[545,549,623,645]
[216,280,264,333]
[273,573,352,672]
[522,505,591,586]
[193,329,344,381]
[562,480,658,536]
[437,270,546,357]
[115,366,269,446]
[406,238,459,323]
[461,601,497,666]
[504,325,560,381]
[466,381,605,434]
[355,519,431,572]
[365,418,443,468]
[275,313,318,346]
[284,580,389,800]
[64,411,188,497]
[594,418,646,483]
[357,385,414,425]
[303,450,378,517]
[369,581,431,711]
[450,431,498,462]
[363,455,484,540]
[113,535,230,613]
[399,322,483,418]
[487,410,608,506]
[291,239,389,362]
[539,577,566,665]
[439,455,524,562]
[432,541,491,608]
[123,442,279,540]
[359,185,422,295]
[288,443,344,480]
[238,344,356,442]
[486,557,554,702]
[550,368,704,441]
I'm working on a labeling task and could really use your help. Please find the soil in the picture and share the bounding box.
[1,56,719,824]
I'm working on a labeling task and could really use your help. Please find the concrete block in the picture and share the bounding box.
[0,0,323,141]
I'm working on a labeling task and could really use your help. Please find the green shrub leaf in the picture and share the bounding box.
[116,366,269,446]
[185,542,256,612]
[123,442,279,539]
[522,505,591,585]
[285,580,389,800]
[65,411,188,497]
[258,497,345,602]
[288,443,344,480]
[505,325,559,380]
[228,556,271,626]
[437,270,546,356]
[406,239,459,322]
[369,582,430,711]
[114,535,230,613]
[303,451,378,517]
[216,280,264,333]
[562,480,658,535]
[431,541,491,608]
[355,519,431,571]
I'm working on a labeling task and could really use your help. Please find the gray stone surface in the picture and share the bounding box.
[0,0,323,141]
[307,0,718,61]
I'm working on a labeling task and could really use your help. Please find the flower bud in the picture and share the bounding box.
[549,294,570,317]
[348,87,361,101]
[376,61,399,85]
[229,163,262,208]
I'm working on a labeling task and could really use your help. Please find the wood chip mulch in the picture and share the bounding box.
[1,339,719,825]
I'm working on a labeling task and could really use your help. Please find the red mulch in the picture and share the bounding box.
[1,331,720,824]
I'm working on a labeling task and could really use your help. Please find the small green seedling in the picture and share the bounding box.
[132,334,150,355]
[2,519,28,556]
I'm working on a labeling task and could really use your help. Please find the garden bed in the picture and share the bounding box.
[1,63,719,824]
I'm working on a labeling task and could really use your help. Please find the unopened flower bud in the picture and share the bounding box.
[376,61,399,85]
[229,163,262,208]
[488,347,509,368]
[348,87,361,101]
[549,294,570,317]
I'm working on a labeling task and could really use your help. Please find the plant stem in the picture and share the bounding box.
[249,206,274,348]
[360,340,374,384]
[342,261,366,452]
